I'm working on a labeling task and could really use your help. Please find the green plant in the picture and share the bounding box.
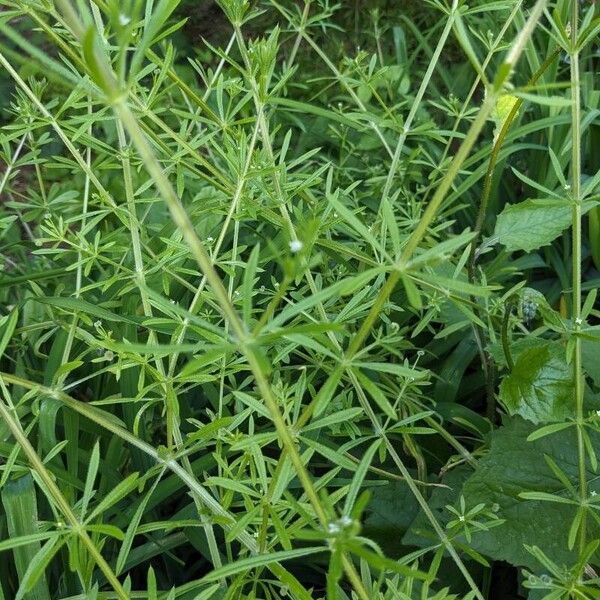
[0,0,598,598]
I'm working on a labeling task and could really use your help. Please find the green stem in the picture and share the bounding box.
[384,442,484,600]
[569,0,586,555]
[422,0,524,206]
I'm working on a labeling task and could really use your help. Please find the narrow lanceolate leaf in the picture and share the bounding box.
[199,547,326,582]
[0,308,18,359]
[32,296,137,324]
[1,474,52,600]
[15,537,65,600]
[493,198,597,252]
[499,342,573,424]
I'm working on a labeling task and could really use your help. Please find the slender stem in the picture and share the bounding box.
[285,0,311,69]
[384,442,484,600]
[569,0,586,555]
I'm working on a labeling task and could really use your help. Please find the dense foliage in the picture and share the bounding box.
[0,0,599,598]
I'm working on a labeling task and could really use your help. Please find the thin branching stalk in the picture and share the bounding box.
[569,0,587,555]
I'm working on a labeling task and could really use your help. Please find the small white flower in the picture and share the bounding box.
[458,515,465,522]
[340,516,352,527]
[119,14,131,26]
[591,491,597,497]
[94,320,102,329]
[289,239,303,253]
[595,410,600,417]
[206,236,214,243]
[327,522,341,535]
[575,317,583,325]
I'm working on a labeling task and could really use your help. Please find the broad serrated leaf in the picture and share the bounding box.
[493,198,597,252]
[499,342,573,424]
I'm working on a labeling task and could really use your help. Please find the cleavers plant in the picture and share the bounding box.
[0,0,599,599]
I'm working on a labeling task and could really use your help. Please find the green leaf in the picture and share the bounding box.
[513,91,572,107]
[343,440,381,516]
[498,342,573,424]
[345,541,428,579]
[272,97,366,130]
[242,245,260,324]
[15,537,64,600]
[32,297,137,324]
[1,474,51,600]
[86,473,140,523]
[267,269,384,330]
[401,275,422,310]
[527,422,573,441]
[81,442,100,519]
[0,308,18,360]
[0,533,64,554]
[352,368,397,419]
[199,547,326,582]
[327,192,391,260]
[493,198,597,252]
[313,367,344,417]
